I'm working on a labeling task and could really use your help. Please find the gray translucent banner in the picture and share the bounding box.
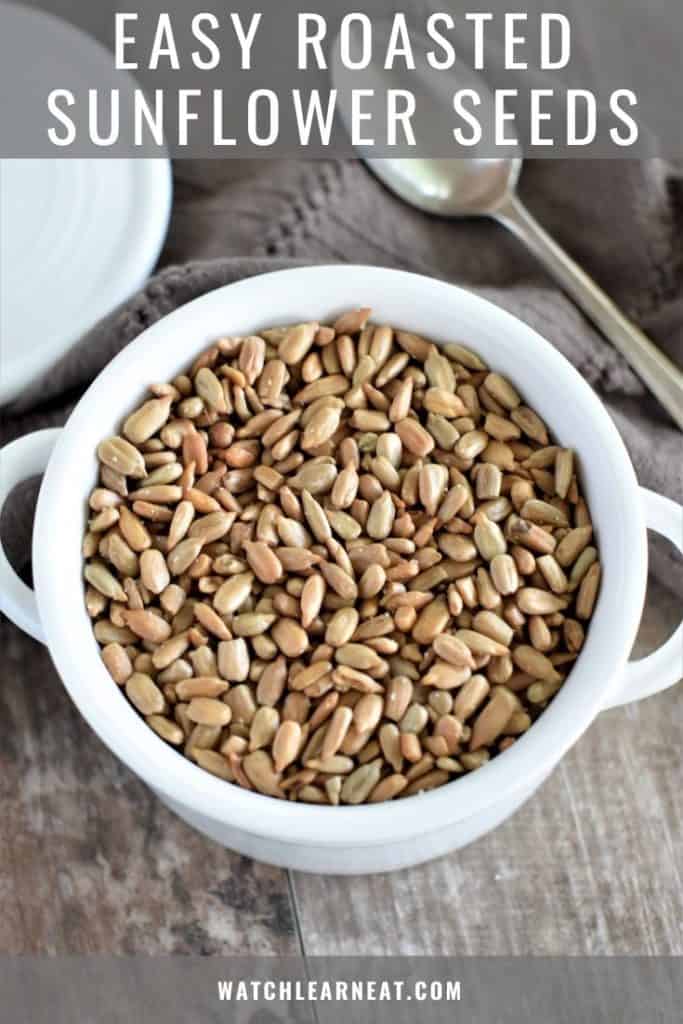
[0,0,681,157]
[2,956,682,1022]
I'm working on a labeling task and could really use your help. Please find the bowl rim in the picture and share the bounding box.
[33,265,647,845]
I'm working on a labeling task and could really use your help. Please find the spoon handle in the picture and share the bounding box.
[495,193,683,431]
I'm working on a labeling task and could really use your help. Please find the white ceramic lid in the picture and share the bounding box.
[0,4,172,404]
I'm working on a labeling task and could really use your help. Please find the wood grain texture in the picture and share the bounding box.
[0,623,297,955]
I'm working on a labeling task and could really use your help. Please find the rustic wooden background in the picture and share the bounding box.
[1,156,681,956]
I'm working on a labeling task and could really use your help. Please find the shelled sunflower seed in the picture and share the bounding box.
[84,310,601,804]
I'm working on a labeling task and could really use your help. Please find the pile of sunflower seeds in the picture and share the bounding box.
[84,308,601,804]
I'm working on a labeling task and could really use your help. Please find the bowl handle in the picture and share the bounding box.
[603,488,683,709]
[0,429,62,643]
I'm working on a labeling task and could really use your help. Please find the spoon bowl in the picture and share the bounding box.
[368,156,522,217]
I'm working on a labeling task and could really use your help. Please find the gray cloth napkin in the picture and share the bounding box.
[1,158,682,602]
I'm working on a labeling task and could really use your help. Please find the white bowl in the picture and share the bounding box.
[1,266,681,873]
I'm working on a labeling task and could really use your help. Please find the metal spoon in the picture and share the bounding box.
[331,41,683,429]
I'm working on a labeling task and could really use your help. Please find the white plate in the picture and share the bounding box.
[0,4,172,404]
